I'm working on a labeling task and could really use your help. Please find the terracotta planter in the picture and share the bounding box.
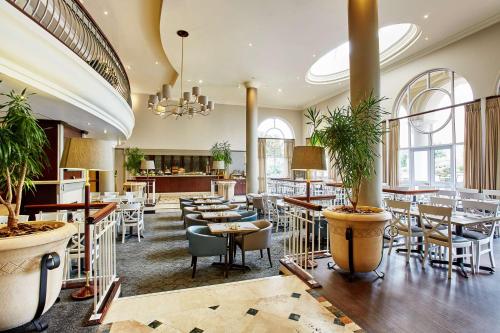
[323,206,390,273]
[0,221,76,331]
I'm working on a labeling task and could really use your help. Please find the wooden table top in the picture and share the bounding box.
[194,199,224,205]
[196,204,231,212]
[201,211,241,220]
[383,187,439,195]
[208,222,259,234]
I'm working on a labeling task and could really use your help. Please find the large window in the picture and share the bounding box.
[258,118,294,179]
[394,69,473,188]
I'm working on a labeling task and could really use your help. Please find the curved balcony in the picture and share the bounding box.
[1,0,134,138]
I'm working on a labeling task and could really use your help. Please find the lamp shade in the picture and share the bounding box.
[212,160,225,170]
[140,160,155,170]
[60,138,113,171]
[291,146,326,170]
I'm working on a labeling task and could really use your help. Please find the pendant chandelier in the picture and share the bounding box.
[147,30,214,119]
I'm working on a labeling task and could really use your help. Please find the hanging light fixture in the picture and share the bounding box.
[147,30,215,119]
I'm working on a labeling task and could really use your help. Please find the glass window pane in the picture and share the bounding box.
[430,70,451,91]
[414,150,429,183]
[454,76,474,104]
[411,127,429,147]
[400,118,409,148]
[455,106,465,143]
[456,144,464,186]
[399,149,409,184]
[433,148,451,183]
[432,119,453,145]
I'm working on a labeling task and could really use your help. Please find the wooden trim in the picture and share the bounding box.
[389,99,480,122]
[486,94,500,100]
[85,278,122,326]
[284,196,335,211]
[382,188,439,195]
[87,203,117,224]
[279,258,321,289]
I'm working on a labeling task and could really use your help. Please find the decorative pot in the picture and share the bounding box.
[0,221,76,331]
[323,206,390,273]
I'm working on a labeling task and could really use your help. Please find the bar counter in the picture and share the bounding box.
[135,175,220,193]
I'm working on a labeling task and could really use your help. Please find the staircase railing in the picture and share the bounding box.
[6,0,131,105]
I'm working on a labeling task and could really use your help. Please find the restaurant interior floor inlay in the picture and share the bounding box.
[98,275,364,332]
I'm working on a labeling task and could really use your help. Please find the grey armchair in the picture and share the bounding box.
[235,220,273,268]
[187,226,228,278]
[229,210,258,222]
[183,206,197,228]
[185,213,208,228]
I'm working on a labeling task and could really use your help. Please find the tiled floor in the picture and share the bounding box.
[98,275,364,333]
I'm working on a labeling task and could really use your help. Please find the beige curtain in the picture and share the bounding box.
[483,97,500,189]
[382,120,388,184]
[464,101,482,189]
[258,138,267,193]
[283,139,295,179]
[388,120,400,187]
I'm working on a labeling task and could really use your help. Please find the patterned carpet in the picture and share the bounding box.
[13,212,284,333]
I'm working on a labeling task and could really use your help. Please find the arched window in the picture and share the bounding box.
[258,118,295,180]
[393,68,473,188]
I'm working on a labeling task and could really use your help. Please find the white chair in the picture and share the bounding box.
[430,197,457,211]
[482,189,500,200]
[64,220,86,280]
[103,191,119,198]
[461,200,498,272]
[119,203,143,243]
[418,204,475,279]
[0,215,30,223]
[35,211,68,222]
[90,192,101,202]
[457,188,484,200]
[437,189,457,199]
[386,199,424,263]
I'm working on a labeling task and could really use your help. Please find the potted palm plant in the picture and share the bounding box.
[124,147,144,176]
[306,94,390,274]
[0,85,76,330]
[210,141,232,178]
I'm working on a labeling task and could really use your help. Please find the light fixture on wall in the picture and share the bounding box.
[147,30,215,119]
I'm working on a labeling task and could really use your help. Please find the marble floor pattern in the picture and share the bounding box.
[98,275,364,333]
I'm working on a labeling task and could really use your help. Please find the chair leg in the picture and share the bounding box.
[423,242,428,268]
[224,254,228,278]
[267,248,272,267]
[122,224,125,244]
[470,244,475,274]
[476,243,481,272]
[192,256,197,278]
[388,234,394,256]
[447,246,453,280]
[406,237,411,263]
[489,243,496,268]
[260,249,263,258]
[242,250,245,268]
[190,256,194,267]
[137,223,141,242]
[219,255,222,262]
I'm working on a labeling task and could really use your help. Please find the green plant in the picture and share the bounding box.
[306,93,388,211]
[124,147,144,175]
[210,141,232,165]
[0,84,48,229]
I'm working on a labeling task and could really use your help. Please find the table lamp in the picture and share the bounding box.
[60,138,113,300]
[140,159,155,205]
[291,146,326,202]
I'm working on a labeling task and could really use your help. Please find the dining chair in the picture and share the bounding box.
[229,210,258,222]
[457,188,484,200]
[90,192,101,202]
[430,197,457,211]
[386,199,424,263]
[104,191,119,198]
[187,225,228,278]
[35,211,68,222]
[437,189,457,199]
[461,200,498,271]
[119,203,143,243]
[235,220,273,268]
[185,213,209,228]
[418,204,475,279]
[0,215,30,223]
[482,189,500,200]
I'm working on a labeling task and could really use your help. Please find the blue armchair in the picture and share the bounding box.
[230,210,258,222]
[187,226,228,278]
[185,213,209,228]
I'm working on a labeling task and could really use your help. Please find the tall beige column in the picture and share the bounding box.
[245,81,259,194]
[348,0,382,207]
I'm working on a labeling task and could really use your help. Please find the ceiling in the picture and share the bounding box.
[160,0,500,110]
[80,0,177,95]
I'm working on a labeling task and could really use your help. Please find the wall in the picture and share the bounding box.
[124,94,304,151]
[303,22,500,138]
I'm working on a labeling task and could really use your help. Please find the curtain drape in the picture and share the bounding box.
[388,120,400,187]
[258,138,267,193]
[382,121,388,184]
[283,139,295,179]
[464,101,482,189]
[483,97,500,189]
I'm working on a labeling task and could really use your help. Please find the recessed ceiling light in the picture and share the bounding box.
[187,79,191,82]
[248,42,253,47]
[423,14,429,19]
[198,79,203,84]
[312,54,316,58]
[424,37,429,41]
[296,76,300,80]
[155,61,159,65]
[126,65,131,69]
[278,88,282,93]
[237,84,242,89]
[104,129,107,134]
[87,122,91,126]
[104,11,108,15]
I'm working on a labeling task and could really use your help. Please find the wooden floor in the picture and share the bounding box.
[311,239,500,333]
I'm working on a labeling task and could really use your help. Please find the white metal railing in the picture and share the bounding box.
[90,211,118,321]
[281,196,334,281]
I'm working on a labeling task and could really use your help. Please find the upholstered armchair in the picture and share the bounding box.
[229,210,258,222]
[183,206,197,228]
[235,220,273,267]
[185,213,208,229]
[187,226,228,278]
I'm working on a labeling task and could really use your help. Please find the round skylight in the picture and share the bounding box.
[306,23,421,84]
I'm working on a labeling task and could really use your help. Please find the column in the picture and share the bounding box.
[245,81,259,194]
[348,0,382,207]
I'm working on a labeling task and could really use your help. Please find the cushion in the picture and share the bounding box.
[462,230,488,241]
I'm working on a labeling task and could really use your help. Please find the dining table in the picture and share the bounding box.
[393,207,498,277]
[193,199,224,205]
[200,211,241,222]
[383,186,439,202]
[195,204,232,212]
[208,222,259,271]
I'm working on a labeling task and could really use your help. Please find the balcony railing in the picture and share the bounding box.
[7,0,131,105]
